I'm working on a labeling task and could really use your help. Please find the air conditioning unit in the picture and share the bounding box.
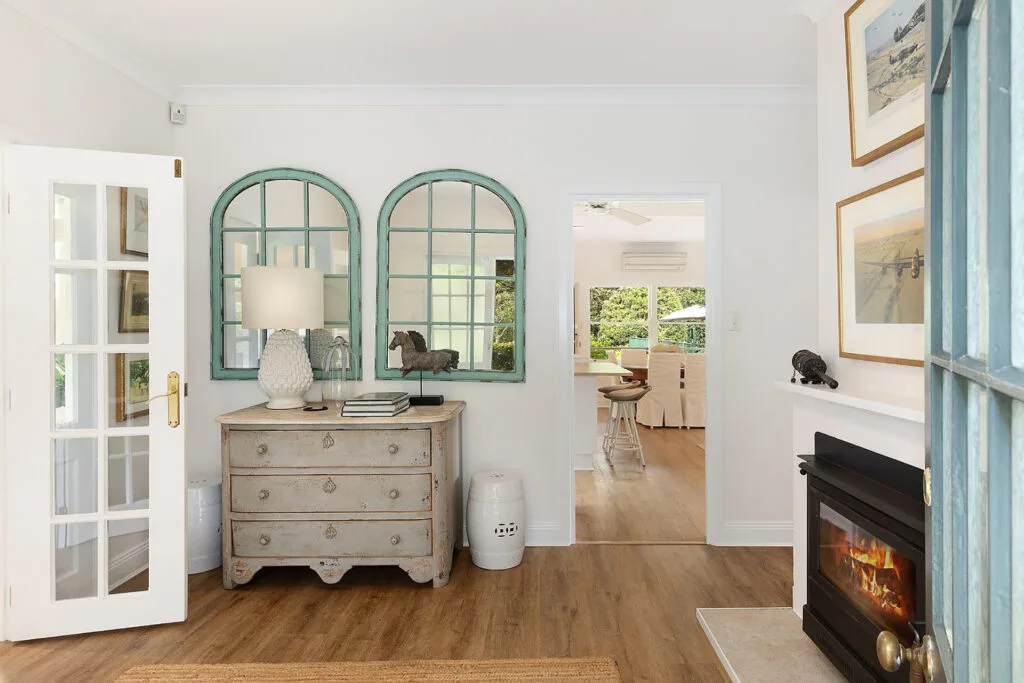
[621,251,687,271]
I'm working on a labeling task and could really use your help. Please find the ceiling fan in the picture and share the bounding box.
[577,201,651,226]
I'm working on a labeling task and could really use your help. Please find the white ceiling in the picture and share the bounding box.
[8,0,817,93]
[572,201,705,243]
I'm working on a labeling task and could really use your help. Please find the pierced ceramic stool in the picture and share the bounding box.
[603,386,651,468]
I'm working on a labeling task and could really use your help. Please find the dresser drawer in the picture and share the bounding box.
[231,474,431,513]
[232,520,431,558]
[228,429,430,468]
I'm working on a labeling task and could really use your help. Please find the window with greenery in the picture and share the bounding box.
[588,285,705,358]
[210,168,361,379]
[376,170,525,381]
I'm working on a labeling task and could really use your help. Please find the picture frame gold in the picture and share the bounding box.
[844,0,926,166]
[119,270,149,334]
[120,186,149,256]
[115,352,150,423]
[836,169,926,366]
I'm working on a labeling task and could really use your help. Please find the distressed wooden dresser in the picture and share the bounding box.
[216,402,464,588]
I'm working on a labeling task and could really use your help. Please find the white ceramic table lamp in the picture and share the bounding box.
[241,266,325,409]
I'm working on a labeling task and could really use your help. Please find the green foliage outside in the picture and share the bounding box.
[589,286,706,358]
[491,259,516,371]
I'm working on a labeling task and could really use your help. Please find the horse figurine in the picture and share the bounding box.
[388,330,460,376]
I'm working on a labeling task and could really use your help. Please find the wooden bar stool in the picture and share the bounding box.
[599,381,642,456]
[602,385,651,468]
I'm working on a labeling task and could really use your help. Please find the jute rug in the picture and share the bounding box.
[115,658,621,682]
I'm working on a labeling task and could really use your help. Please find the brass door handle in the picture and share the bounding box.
[877,631,939,682]
[147,371,181,428]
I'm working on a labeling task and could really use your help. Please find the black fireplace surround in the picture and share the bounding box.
[799,433,925,683]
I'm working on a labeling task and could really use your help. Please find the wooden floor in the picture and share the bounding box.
[0,545,792,683]
[576,411,706,543]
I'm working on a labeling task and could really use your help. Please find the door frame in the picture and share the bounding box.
[560,184,724,544]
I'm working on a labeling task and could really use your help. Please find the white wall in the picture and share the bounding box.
[176,100,818,546]
[815,0,925,403]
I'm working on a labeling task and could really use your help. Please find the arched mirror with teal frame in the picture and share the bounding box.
[376,169,526,382]
[210,168,362,380]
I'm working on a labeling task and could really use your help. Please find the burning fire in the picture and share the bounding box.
[843,538,906,617]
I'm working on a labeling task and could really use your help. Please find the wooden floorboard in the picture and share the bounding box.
[0,545,791,683]
[576,410,706,543]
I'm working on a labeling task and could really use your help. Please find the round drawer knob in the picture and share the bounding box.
[388,489,400,500]
[258,534,271,546]
[390,534,401,545]
[256,444,268,456]
[257,489,270,501]
[387,444,400,455]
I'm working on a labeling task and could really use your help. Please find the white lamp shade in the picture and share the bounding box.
[241,266,325,330]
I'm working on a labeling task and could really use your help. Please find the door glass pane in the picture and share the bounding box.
[264,180,305,228]
[53,269,97,345]
[389,232,429,275]
[431,181,472,229]
[224,325,260,369]
[967,383,989,679]
[108,436,149,510]
[54,353,98,430]
[223,232,259,275]
[108,518,149,595]
[308,184,347,228]
[309,231,348,274]
[109,353,150,428]
[53,438,98,515]
[475,186,515,230]
[266,231,305,267]
[108,186,149,261]
[109,270,149,343]
[323,277,350,322]
[54,522,98,601]
[966,0,989,360]
[389,278,427,322]
[53,184,96,261]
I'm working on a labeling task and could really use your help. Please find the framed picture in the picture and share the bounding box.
[119,270,149,333]
[836,169,925,366]
[844,0,926,166]
[120,187,149,256]
[115,353,150,423]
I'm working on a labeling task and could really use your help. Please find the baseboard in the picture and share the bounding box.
[575,453,595,471]
[713,521,793,547]
[108,540,149,590]
[526,523,568,547]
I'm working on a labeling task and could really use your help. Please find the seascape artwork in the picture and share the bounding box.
[853,207,925,325]
[863,0,926,116]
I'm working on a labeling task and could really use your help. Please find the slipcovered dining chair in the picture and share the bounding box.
[636,352,684,428]
[681,352,706,428]
[617,348,648,368]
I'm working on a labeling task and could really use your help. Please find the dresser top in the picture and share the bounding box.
[216,401,465,426]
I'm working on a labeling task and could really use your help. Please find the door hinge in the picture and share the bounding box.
[174,159,182,178]
[923,467,932,507]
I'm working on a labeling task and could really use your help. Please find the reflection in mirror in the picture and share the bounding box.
[389,278,428,322]
[431,233,472,265]
[323,278,350,322]
[309,184,348,228]
[475,237,516,275]
[53,184,97,260]
[473,327,515,371]
[389,184,428,227]
[222,278,242,323]
[108,435,149,510]
[109,186,149,261]
[54,353,98,430]
[109,353,150,428]
[431,326,471,363]
[224,185,261,228]
[264,180,305,228]
[55,522,98,601]
[431,278,473,324]
[223,232,259,274]
[266,231,306,267]
[431,181,472,228]
[389,232,429,275]
[310,327,350,370]
[475,186,515,230]
[223,324,260,369]
[309,231,349,274]
[108,518,149,594]
[53,438,98,515]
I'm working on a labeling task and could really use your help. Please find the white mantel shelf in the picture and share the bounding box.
[775,381,925,424]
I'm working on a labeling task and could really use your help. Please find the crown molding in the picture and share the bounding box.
[176,84,816,107]
[3,0,175,101]
[790,0,837,23]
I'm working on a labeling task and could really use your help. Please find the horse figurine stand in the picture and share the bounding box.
[387,330,460,406]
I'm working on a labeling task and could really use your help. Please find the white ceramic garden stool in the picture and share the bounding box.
[467,471,526,570]
[187,478,222,574]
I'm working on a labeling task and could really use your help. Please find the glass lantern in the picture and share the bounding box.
[320,336,354,411]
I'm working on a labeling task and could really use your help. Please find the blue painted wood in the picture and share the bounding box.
[988,393,1012,683]
[375,169,526,382]
[209,168,362,380]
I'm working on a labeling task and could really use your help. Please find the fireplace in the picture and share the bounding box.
[799,433,925,683]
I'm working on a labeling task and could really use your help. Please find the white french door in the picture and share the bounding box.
[2,145,187,640]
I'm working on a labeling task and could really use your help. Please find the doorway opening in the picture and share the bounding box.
[571,199,708,544]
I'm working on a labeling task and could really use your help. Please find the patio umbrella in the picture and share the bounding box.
[660,305,705,322]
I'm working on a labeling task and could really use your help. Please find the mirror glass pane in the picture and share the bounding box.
[53,184,97,261]
[431,280,472,324]
[389,278,428,322]
[109,353,150,428]
[475,186,515,230]
[476,238,516,275]
[108,518,149,595]
[431,181,472,229]
[55,522,98,601]
[54,269,98,345]
[473,326,515,371]
[108,186,149,261]
[223,278,242,323]
[386,324,427,369]
[310,328,350,370]
[224,325,260,369]
[108,436,149,510]
[431,233,472,265]
[389,232,428,275]
[265,180,305,228]
[55,353,98,430]
[323,277,350,322]
[223,232,260,275]
[309,184,348,228]
[389,185,428,227]
[109,270,149,343]
[53,438,98,515]
[223,185,261,228]
[430,326,470,364]
[266,231,306,267]
[309,231,349,274]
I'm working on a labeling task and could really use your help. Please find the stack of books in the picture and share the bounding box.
[341,392,410,417]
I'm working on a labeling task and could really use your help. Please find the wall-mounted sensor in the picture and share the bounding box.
[170,102,186,125]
